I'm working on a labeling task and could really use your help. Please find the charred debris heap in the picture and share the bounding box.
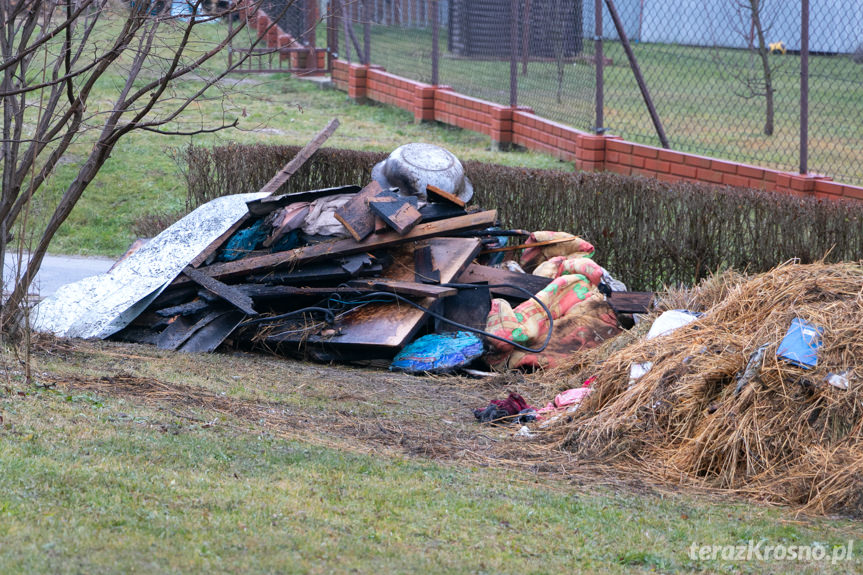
[35,120,649,366]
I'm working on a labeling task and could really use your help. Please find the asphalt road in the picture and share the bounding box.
[3,252,116,299]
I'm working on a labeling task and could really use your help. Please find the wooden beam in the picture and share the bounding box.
[426,184,466,207]
[414,244,440,283]
[188,210,498,282]
[456,263,552,300]
[369,194,422,235]
[333,181,385,241]
[345,279,456,298]
[478,237,577,255]
[182,266,258,316]
[257,118,340,197]
[247,185,360,217]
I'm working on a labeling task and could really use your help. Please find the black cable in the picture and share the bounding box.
[332,282,555,354]
[236,283,556,355]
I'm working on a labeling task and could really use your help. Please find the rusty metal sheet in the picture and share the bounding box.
[31,192,266,339]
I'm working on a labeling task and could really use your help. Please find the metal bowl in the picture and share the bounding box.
[370,143,474,204]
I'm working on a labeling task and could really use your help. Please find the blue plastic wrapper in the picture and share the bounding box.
[390,331,484,374]
[217,220,268,262]
[777,318,823,368]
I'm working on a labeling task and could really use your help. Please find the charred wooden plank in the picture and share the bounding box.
[456,263,552,300]
[247,185,361,218]
[418,202,467,223]
[414,244,440,284]
[436,284,490,332]
[156,312,222,351]
[606,291,654,315]
[256,118,340,197]
[345,279,456,298]
[155,299,210,318]
[234,284,369,299]
[369,194,422,235]
[426,184,466,207]
[182,266,258,316]
[188,210,497,283]
[266,238,481,350]
[178,310,246,353]
[333,181,385,241]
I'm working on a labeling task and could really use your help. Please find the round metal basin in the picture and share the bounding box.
[371,143,473,204]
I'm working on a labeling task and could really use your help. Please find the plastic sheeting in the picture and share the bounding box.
[32,192,267,339]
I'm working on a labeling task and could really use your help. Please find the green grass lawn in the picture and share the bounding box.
[1,340,861,573]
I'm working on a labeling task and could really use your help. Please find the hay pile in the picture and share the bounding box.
[550,261,863,515]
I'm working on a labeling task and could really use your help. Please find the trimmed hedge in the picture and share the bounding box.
[180,144,863,291]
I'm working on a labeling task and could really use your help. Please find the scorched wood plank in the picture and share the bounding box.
[191,210,497,282]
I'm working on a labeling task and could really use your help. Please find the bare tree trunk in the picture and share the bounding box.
[750,0,774,135]
[0,0,273,334]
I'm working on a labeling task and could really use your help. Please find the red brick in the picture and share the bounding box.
[789,174,816,192]
[696,168,724,184]
[815,180,842,196]
[577,134,606,151]
[643,158,670,173]
[775,173,792,188]
[576,160,603,172]
[658,149,685,163]
[843,185,863,200]
[722,174,751,188]
[577,149,605,162]
[632,145,659,159]
[683,154,712,168]
[712,161,738,174]
[737,164,764,180]
[607,140,632,154]
[670,163,697,178]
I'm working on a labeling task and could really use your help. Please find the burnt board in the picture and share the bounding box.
[265,237,481,354]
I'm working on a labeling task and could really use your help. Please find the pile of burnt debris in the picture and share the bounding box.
[33,120,652,371]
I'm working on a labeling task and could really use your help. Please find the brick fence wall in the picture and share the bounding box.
[332,59,863,202]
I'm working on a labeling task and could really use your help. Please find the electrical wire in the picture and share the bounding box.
[237,283,556,355]
[324,282,555,354]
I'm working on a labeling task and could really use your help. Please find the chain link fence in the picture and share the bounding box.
[325,0,862,186]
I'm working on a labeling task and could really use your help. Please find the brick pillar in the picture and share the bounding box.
[776,172,831,198]
[347,64,368,102]
[414,86,436,123]
[575,134,607,172]
[490,106,513,151]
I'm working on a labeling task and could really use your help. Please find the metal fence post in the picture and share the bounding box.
[594,0,604,134]
[604,0,668,148]
[363,0,371,65]
[431,0,439,85]
[510,0,518,107]
[800,0,809,175]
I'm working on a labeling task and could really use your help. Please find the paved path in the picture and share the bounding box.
[3,253,116,300]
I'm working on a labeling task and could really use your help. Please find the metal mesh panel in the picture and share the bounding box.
[264,0,311,42]
[326,0,863,185]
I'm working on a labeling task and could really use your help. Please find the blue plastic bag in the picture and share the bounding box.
[390,332,484,374]
[777,318,823,369]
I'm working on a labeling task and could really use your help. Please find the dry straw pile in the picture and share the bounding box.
[550,261,863,515]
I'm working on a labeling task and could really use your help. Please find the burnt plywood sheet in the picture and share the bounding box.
[267,237,481,352]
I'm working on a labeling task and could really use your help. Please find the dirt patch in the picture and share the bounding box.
[34,338,574,473]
